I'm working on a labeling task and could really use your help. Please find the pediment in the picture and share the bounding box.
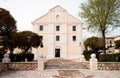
[49,5,67,12]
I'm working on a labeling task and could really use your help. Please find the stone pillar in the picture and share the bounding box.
[38,55,47,70]
[90,53,98,74]
[2,53,10,63]
[80,55,86,62]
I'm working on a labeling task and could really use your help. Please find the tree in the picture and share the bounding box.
[0,32,20,53]
[18,31,43,52]
[83,36,104,60]
[0,8,17,53]
[115,40,120,52]
[0,8,17,35]
[84,36,103,52]
[80,0,120,54]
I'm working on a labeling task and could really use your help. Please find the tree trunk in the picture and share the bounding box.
[102,30,106,54]
[10,47,14,54]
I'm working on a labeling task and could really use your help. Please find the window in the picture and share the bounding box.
[39,36,43,48]
[56,15,59,20]
[56,36,60,41]
[40,36,43,41]
[73,26,76,31]
[73,36,76,41]
[56,26,60,31]
[40,25,43,31]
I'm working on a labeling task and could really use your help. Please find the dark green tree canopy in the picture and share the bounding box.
[84,36,104,52]
[115,40,120,49]
[0,8,17,35]
[18,31,43,52]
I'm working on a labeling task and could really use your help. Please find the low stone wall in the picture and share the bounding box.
[0,63,8,72]
[8,62,37,70]
[98,62,120,70]
[81,61,90,69]
[0,62,37,72]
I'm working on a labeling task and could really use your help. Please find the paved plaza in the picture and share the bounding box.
[0,69,120,78]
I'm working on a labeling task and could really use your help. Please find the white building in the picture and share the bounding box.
[32,5,83,60]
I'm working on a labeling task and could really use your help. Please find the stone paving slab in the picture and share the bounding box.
[80,69,120,78]
[0,69,59,78]
[0,69,120,78]
[92,71,120,78]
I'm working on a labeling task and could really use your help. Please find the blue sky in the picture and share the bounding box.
[0,0,120,40]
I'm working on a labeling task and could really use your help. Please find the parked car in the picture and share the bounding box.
[106,50,112,54]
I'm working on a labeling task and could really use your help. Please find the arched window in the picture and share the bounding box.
[56,15,59,20]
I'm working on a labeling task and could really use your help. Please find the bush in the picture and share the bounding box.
[99,53,120,62]
[83,50,93,61]
[9,52,34,62]
[26,53,34,61]
[0,53,4,62]
[83,50,100,60]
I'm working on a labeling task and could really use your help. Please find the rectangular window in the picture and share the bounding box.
[73,26,76,31]
[56,36,60,41]
[40,36,43,41]
[73,36,76,41]
[56,26,60,31]
[40,25,43,31]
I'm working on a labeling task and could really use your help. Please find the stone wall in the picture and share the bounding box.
[8,62,37,70]
[0,62,37,72]
[0,63,8,72]
[81,61,90,69]
[98,62,120,70]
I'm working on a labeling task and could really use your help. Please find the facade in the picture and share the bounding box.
[105,37,115,54]
[114,35,120,53]
[114,35,120,41]
[32,5,83,60]
[105,36,120,53]
[105,37,115,48]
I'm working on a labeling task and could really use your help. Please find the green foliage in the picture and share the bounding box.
[80,0,120,54]
[0,8,17,35]
[115,40,120,50]
[83,50,93,61]
[99,53,120,62]
[80,0,120,32]
[0,8,17,53]
[0,52,4,62]
[9,52,34,62]
[84,36,103,52]
[0,8,42,54]
[83,50,100,61]
[18,31,43,52]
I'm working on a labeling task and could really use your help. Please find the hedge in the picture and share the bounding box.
[9,52,34,62]
[83,50,120,62]
[99,53,120,62]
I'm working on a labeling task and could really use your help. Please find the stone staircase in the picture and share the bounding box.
[45,59,88,69]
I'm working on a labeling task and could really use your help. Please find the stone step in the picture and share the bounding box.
[45,64,87,69]
[53,76,84,78]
